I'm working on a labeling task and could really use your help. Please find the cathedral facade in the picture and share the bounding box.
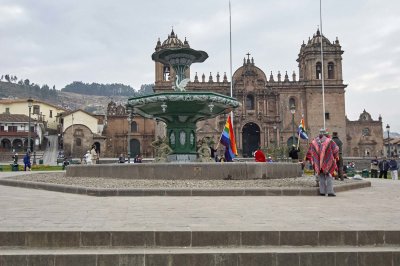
[119,29,382,158]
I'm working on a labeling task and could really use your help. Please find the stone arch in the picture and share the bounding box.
[1,138,12,150]
[246,94,255,110]
[130,139,141,158]
[131,121,138,133]
[316,62,322,79]
[242,122,261,158]
[328,62,335,79]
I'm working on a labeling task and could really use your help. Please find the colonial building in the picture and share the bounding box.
[346,110,383,157]
[59,109,106,158]
[151,29,369,157]
[101,101,156,158]
[0,114,44,152]
[0,98,66,131]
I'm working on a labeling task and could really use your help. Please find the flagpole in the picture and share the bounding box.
[320,0,326,130]
[229,0,233,99]
[228,0,236,154]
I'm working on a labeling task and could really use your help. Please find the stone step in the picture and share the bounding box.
[1,230,399,248]
[0,246,399,266]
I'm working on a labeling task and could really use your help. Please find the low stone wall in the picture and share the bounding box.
[66,162,302,180]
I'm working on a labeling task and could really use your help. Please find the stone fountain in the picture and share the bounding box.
[126,40,240,162]
[66,32,302,180]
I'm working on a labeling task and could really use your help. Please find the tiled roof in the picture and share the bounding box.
[0,98,67,111]
[0,114,37,123]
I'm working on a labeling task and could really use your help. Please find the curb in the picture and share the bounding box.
[0,179,371,197]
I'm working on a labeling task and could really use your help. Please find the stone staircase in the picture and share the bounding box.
[0,230,399,265]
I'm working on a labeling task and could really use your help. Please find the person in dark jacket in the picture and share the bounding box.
[23,152,31,171]
[332,132,344,180]
[288,145,299,160]
[378,157,390,179]
[388,156,398,180]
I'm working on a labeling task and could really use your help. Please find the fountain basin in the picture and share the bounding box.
[66,162,302,180]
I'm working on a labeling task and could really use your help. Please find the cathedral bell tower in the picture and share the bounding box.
[297,29,347,147]
[297,29,344,84]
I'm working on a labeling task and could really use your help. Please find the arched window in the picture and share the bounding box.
[246,94,255,110]
[76,138,82,146]
[289,97,296,109]
[328,62,335,79]
[316,62,322,79]
[131,121,138,133]
[163,65,170,81]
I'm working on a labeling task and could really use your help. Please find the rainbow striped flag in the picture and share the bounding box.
[297,118,309,140]
[220,115,238,161]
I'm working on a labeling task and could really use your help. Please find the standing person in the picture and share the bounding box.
[388,156,398,180]
[306,129,339,196]
[331,132,344,181]
[118,154,125,163]
[90,145,97,164]
[378,157,389,179]
[370,156,379,178]
[84,150,92,165]
[23,152,31,171]
[288,145,299,161]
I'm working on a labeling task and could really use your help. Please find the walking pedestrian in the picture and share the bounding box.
[388,156,398,180]
[23,152,31,171]
[370,156,379,178]
[378,157,389,179]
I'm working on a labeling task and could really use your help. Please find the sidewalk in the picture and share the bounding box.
[0,171,398,232]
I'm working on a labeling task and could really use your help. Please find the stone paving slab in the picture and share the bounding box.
[0,170,398,232]
[0,178,371,197]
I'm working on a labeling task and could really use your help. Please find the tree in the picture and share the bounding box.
[4,75,10,82]
[24,79,30,86]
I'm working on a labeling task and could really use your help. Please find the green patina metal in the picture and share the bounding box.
[128,92,239,155]
[127,39,240,160]
[152,47,208,91]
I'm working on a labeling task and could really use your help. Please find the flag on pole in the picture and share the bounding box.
[297,118,309,140]
[220,115,238,161]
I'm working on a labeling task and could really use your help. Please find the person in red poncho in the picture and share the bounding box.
[306,128,339,196]
[254,147,266,162]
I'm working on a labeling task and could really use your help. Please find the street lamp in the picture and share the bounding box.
[32,122,37,165]
[273,125,277,148]
[27,98,33,153]
[290,103,296,146]
[386,124,390,156]
[127,107,132,163]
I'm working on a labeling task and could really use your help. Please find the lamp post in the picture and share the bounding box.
[32,122,37,165]
[71,114,74,158]
[273,125,277,148]
[27,98,33,153]
[127,107,132,163]
[386,124,390,157]
[290,103,296,147]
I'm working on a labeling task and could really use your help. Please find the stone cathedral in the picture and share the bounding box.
[149,29,383,157]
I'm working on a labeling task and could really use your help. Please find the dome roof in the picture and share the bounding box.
[307,29,332,46]
[156,29,190,50]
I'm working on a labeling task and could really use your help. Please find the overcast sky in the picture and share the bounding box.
[1,0,399,133]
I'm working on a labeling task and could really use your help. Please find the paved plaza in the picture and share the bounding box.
[0,171,399,232]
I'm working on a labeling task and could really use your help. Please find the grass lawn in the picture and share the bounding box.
[0,164,63,172]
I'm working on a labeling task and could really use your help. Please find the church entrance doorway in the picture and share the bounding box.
[242,122,261,158]
[130,139,141,158]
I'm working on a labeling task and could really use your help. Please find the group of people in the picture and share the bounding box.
[83,145,98,165]
[118,154,142,163]
[12,151,32,171]
[370,156,398,180]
